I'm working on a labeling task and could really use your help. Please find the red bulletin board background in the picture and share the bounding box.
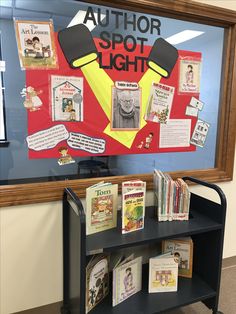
[26,33,201,159]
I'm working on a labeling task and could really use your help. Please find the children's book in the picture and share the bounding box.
[113,255,142,306]
[51,75,83,122]
[145,83,175,124]
[122,179,146,199]
[154,169,165,221]
[14,20,58,69]
[86,254,109,313]
[174,178,190,221]
[122,189,145,234]
[149,252,178,293]
[153,170,190,222]
[162,237,193,278]
[86,182,118,235]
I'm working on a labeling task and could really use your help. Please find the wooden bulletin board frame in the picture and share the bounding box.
[0,0,236,207]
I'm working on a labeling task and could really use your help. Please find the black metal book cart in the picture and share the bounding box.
[61,177,226,314]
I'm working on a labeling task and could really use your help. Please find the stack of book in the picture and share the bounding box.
[153,169,190,221]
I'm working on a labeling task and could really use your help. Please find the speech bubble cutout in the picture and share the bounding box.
[26,124,69,151]
[67,132,106,154]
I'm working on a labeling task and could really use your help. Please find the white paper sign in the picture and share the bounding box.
[67,132,106,154]
[185,105,199,117]
[0,75,6,141]
[26,124,69,151]
[190,119,210,147]
[160,119,191,148]
[189,96,204,111]
[0,60,6,72]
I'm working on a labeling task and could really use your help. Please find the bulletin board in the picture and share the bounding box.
[25,35,201,159]
[0,0,236,207]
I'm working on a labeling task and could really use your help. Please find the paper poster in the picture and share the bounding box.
[14,20,58,69]
[51,75,83,122]
[190,119,210,147]
[160,119,191,148]
[145,83,175,124]
[189,96,204,111]
[111,81,141,130]
[185,106,198,117]
[179,58,201,94]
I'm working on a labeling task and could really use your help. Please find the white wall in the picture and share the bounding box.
[0,1,236,313]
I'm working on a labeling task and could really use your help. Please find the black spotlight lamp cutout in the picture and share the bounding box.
[147,38,178,78]
[58,24,98,69]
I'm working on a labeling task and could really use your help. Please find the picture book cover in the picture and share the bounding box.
[162,237,193,278]
[86,182,118,235]
[122,179,146,196]
[51,75,83,122]
[178,57,202,94]
[122,190,145,234]
[113,255,142,307]
[14,20,58,69]
[86,254,109,313]
[149,252,178,293]
[145,83,175,124]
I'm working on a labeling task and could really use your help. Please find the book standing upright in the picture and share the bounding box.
[86,182,118,235]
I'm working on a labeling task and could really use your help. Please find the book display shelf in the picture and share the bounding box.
[61,177,226,314]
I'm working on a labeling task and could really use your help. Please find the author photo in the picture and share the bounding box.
[111,88,140,130]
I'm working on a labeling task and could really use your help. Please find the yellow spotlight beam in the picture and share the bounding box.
[82,62,162,148]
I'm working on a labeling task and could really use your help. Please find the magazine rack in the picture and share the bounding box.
[61,177,226,314]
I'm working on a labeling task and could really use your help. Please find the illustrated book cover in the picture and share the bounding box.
[86,254,109,313]
[145,83,175,124]
[14,20,58,69]
[178,57,202,94]
[86,182,118,235]
[149,252,178,293]
[113,255,142,306]
[122,179,146,196]
[51,75,83,122]
[162,237,193,278]
[122,189,145,234]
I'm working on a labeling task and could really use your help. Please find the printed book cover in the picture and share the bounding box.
[145,83,175,124]
[122,190,145,234]
[113,255,142,307]
[86,254,109,313]
[86,182,118,235]
[149,252,178,293]
[51,75,83,122]
[122,179,146,196]
[14,20,58,69]
[162,237,193,278]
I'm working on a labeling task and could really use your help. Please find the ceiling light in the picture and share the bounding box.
[67,10,105,31]
[165,30,204,45]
